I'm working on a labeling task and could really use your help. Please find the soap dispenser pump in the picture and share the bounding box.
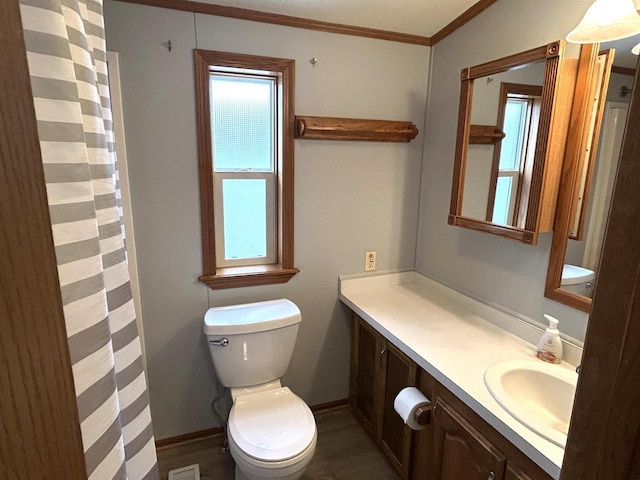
[536,314,562,364]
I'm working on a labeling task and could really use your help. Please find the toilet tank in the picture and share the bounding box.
[203,299,301,388]
[561,264,595,298]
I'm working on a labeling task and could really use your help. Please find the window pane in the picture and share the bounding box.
[499,99,527,171]
[492,176,513,225]
[222,179,267,260]
[211,75,274,171]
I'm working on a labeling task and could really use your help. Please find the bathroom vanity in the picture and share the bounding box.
[339,272,582,480]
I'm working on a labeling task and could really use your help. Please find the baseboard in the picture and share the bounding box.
[155,398,349,450]
[155,427,224,450]
[310,398,349,413]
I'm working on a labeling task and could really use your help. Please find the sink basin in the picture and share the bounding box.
[484,360,578,447]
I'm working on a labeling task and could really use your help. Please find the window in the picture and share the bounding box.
[194,50,297,289]
[492,97,533,225]
[487,83,542,227]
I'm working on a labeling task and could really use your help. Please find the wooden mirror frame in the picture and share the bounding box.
[449,40,574,244]
[544,43,613,312]
[567,49,614,241]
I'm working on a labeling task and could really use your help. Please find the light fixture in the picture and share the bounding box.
[566,0,640,43]
[633,41,640,54]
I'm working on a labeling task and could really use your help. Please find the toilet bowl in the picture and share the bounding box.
[561,264,595,298]
[229,432,316,480]
[228,387,317,480]
[204,299,317,480]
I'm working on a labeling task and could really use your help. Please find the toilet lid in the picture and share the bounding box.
[228,387,316,462]
[561,264,595,285]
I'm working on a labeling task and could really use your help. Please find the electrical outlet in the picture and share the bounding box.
[365,251,376,271]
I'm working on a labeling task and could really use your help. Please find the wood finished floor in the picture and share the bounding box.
[157,407,398,480]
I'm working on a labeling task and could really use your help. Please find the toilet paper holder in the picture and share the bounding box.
[413,403,435,426]
[394,386,435,429]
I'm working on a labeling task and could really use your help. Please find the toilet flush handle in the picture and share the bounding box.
[209,338,229,347]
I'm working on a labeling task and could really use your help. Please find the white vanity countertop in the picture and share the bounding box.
[339,271,581,480]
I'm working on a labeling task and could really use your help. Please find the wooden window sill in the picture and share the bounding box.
[199,265,299,290]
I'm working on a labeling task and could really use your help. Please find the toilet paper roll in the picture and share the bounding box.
[393,386,433,430]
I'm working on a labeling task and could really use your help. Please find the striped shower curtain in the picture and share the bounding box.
[19,0,159,478]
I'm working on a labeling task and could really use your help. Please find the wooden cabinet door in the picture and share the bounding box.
[350,315,384,435]
[505,462,534,480]
[350,315,418,479]
[380,341,418,479]
[431,399,506,480]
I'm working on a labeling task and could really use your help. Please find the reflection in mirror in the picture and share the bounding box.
[546,38,638,311]
[490,83,543,227]
[463,66,545,227]
[450,40,578,245]
[567,51,613,241]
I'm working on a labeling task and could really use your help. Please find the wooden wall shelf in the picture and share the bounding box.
[295,116,419,142]
[469,124,505,145]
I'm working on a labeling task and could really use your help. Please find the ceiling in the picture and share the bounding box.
[601,35,640,69]
[194,0,483,38]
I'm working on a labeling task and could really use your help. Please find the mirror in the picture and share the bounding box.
[566,49,614,242]
[463,72,545,227]
[449,41,576,244]
[545,39,638,312]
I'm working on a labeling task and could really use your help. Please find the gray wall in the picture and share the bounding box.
[415,0,595,341]
[607,72,634,102]
[104,0,430,439]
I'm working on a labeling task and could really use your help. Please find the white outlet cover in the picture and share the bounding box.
[365,251,376,271]
[168,464,201,480]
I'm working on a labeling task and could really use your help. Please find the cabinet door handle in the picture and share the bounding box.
[379,348,386,367]
[487,472,495,480]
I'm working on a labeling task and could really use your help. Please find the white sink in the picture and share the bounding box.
[484,360,578,447]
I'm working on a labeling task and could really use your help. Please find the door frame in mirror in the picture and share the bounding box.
[567,49,615,241]
[544,43,606,313]
[449,40,571,245]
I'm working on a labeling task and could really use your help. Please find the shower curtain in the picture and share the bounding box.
[19,0,159,478]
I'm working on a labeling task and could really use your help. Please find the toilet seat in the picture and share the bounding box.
[228,387,316,463]
[228,429,317,472]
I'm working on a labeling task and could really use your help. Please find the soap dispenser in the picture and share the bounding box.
[536,314,562,364]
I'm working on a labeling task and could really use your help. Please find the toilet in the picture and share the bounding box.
[203,299,317,480]
[561,264,595,298]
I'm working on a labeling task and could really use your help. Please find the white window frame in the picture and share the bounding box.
[496,96,534,224]
[488,83,542,227]
[213,172,277,267]
[210,71,279,268]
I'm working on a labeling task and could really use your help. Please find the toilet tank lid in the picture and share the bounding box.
[561,264,595,285]
[204,299,301,335]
